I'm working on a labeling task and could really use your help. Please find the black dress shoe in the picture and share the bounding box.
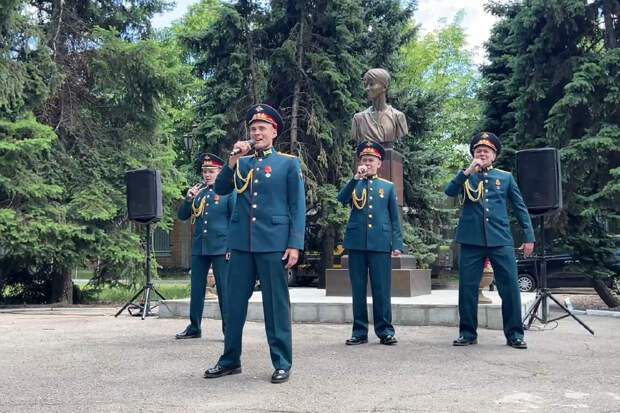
[452,336,477,346]
[271,369,290,384]
[506,338,528,349]
[379,335,398,345]
[345,336,368,345]
[203,364,242,379]
[175,329,201,339]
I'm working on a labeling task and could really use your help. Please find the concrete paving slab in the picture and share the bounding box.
[0,308,618,412]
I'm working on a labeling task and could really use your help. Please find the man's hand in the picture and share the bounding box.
[519,243,534,258]
[228,140,254,169]
[391,249,402,257]
[354,165,367,180]
[282,248,299,269]
[464,158,483,176]
[186,183,203,199]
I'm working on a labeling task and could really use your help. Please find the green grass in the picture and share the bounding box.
[77,282,191,305]
[158,270,190,280]
[73,268,190,282]
[74,269,94,280]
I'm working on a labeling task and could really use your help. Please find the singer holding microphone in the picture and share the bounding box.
[338,141,403,346]
[444,132,535,349]
[203,103,305,384]
[175,153,236,339]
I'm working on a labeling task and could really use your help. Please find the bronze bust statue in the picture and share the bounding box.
[351,68,408,145]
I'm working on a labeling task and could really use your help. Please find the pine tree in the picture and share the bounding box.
[180,0,268,154]
[265,0,367,280]
[265,0,442,276]
[481,0,620,305]
[1,1,189,303]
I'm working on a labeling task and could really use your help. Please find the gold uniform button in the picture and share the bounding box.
[369,188,373,191]
[205,212,208,215]
[254,179,259,183]
[485,218,489,221]
[252,204,257,208]
[484,172,488,176]
[485,189,488,193]
[203,230,207,233]
[369,205,373,209]
[486,208,489,212]
[484,180,488,183]
[252,217,256,222]
[253,192,258,196]
[255,167,260,171]
[258,158,263,162]
[368,224,372,228]
[369,196,373,200]
[369,180,373,184]
[369,214,373,218]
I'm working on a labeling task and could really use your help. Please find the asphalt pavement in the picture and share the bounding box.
[1,308,619,413]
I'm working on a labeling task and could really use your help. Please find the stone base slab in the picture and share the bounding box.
[340,254,417,269]
[325,268,431,297]
[159,288,537,330]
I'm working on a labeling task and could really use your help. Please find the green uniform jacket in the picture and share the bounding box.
[214,149,306,252]
[177,186,236,256]
[338,176,404,252]
[444,168,535,247]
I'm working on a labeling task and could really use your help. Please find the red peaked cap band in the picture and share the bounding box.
[249,112,278,131]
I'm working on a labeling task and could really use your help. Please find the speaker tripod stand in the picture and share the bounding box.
[115,223,167,319]
[522,216,594,335]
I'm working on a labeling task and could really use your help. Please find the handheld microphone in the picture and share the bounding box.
[188,180,207,199]
[230,139,256,156]
[473,159,484,173]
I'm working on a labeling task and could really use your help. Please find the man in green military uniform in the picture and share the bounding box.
[338,141,403,346]
[204,104,305,384]
[445,132,535,349]
[175,153,236,339]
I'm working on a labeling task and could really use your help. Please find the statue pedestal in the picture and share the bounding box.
[325,254,431,297]
[378,148,404,206]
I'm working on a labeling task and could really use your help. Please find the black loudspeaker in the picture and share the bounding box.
[515,148,562,215]
[125,169,162,223]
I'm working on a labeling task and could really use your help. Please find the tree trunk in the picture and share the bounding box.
[319,225,335,289]
[603,0,618,49]
[290,4,305,154]
[239,0,258,103]
[51,269,73,304]
[591,278,620,308]
[245,26,258,103]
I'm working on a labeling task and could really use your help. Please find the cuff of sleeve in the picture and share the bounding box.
[523,229,536,243]
[453,170,468,185]
[288,237,305,251]
[221,165,234,178]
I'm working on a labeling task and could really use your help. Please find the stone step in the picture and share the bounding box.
[159,288,537,330]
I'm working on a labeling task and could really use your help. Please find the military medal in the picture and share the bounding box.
[214,194,220,204]
[495,178,500,189]
[379,188,384,198]
[265,165,272,178]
